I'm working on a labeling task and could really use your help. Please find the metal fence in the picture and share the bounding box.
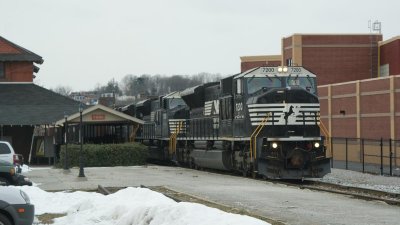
[326,137,400,176]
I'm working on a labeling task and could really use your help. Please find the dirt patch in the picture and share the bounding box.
[36,213,66,224]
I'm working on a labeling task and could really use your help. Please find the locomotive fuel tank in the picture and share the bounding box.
[190,141,231,170]
[190,149,232,171]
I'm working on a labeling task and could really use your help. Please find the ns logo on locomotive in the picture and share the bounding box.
[131,66,331,179]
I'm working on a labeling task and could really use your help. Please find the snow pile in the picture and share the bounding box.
[19,186,269,225]
[19,186,103,214]
[20,164,32,173]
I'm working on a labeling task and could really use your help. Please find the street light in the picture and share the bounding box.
[78,103,85,177]
[64,113,69,170]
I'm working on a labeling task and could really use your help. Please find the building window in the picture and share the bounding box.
[286,58,293,66]
[0,62,4,78]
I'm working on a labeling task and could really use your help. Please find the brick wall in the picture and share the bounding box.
[3,62,34,82]
[0,38,21,54]
[380,38,400,76]
[318,75,399,140]
[0,38,34,82]
[241,60,281,72]
[283,34,382,85]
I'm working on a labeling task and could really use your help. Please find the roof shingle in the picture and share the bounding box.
[0,84,81,125]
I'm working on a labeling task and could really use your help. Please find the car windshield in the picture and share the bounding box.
[246,77,282,94]
[286,76,317,95]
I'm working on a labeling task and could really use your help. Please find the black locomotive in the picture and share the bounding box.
[132,66,331,179]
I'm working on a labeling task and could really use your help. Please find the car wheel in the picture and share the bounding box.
[0,177,10,186]
[0,213,12,225]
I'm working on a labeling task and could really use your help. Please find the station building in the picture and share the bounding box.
[0,36,81,162]
[0,36,144,164]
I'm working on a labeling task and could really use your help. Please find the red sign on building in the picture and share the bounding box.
[91,114,106,120]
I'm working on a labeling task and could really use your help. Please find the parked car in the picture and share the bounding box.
[0,141,22,167]
[0,141,25,174]
[0,186,34,225]
[0,160,32,186]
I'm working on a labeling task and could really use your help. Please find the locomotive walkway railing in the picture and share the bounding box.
[169,121,183,156]
[249,113,271,161]
[318,119,332,156]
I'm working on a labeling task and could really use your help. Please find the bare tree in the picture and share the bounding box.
[52,85,73,96]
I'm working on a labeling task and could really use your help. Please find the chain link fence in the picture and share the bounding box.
[326,137,400,176]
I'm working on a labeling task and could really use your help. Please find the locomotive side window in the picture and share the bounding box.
[236,79,242,94]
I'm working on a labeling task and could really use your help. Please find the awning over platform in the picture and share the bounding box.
[55,104,144,126]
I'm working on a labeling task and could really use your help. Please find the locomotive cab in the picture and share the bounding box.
[232,66,331,179]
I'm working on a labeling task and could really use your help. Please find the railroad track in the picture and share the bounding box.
[282,180,400,206]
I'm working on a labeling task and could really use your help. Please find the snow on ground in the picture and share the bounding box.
[20,164,32,173]
[18,186,269,225]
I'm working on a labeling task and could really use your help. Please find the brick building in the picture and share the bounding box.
[240,55,281,73]
[239,33,399,142]
[281,34,382,85]
[0,36,43,81]
[241,34,383,86]
[379,36,400,77]
[318,75,399,140]
[0,36,80,162]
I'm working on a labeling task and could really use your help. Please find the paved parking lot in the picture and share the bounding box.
[26,165,400,225]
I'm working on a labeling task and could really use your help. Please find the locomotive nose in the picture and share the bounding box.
[256,88,319,104]
[287,148,307,169]
[256,89,285,104]
[289,150,304,168]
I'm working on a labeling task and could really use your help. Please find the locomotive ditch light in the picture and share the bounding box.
[272,142,278,149]
[314,142,320,148]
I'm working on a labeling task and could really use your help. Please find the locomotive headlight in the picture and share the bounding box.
[314,142,320,148]
[272,142,278,149]
[282,66,288,72]
[278,67,283,72]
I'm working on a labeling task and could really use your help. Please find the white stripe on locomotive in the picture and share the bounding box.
[248,103,320,126]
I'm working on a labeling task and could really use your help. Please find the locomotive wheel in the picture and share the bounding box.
[188,159,193,169]
[241,162,248,177]
[251,171,257,179]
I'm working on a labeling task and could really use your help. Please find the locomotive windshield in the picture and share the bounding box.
[286,76,317,95]
[246,76,317,95]
[168,98,186,109]
[247,77,282,94]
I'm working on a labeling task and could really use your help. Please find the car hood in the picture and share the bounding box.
[0,187,26,204]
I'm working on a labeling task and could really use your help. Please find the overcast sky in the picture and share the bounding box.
[1,0,399,91]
